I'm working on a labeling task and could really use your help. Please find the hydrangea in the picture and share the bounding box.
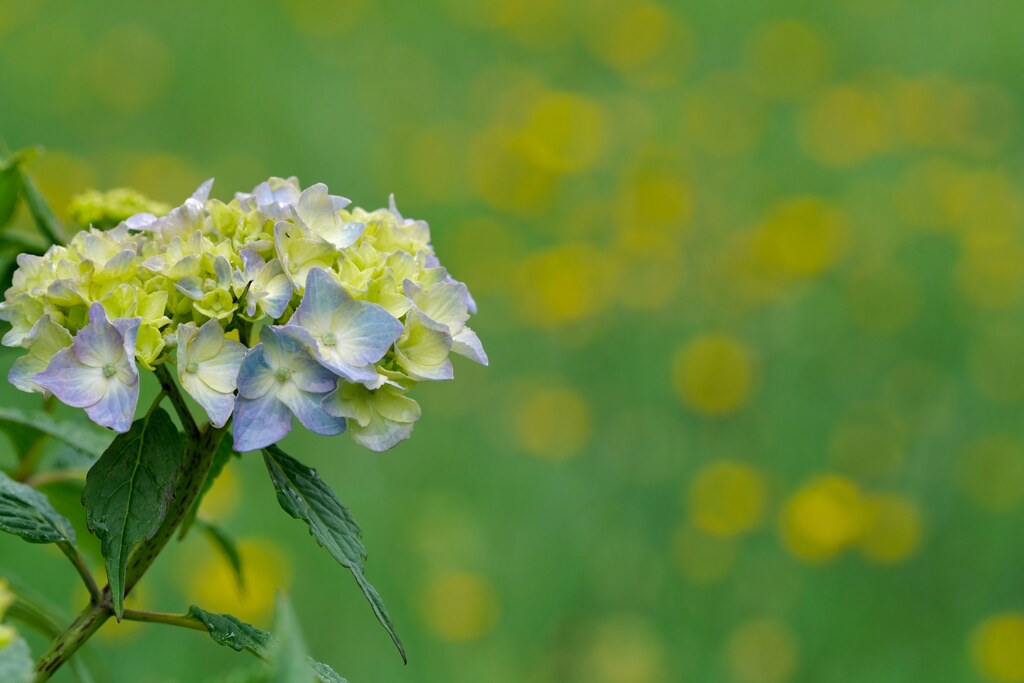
[0,178,486,452]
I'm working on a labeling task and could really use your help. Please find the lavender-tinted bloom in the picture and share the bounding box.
[280,267,403,384]
[176,320,246,428]
[8,316,72,394]
[234,248,293,320]
[33,303,141,432]
[292,183,363,249]
[232,326,345,451]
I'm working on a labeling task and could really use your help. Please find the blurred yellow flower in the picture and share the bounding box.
[582,1,692,89]
[671,523,738,584]
[799,85,890,166]
[580,615,666,683]
[514,383,592,460]
[184,539,291,623]
[744,20,830,100]
[673,334,756,416]
[726,618,800,683]
[971,613,1024,683]
[958,434,1024,513]
[85,25,173,113]
[752,197,849,278]
[420,571,499,642]
[858,493,923,564]
[516,242,617,327]
[779,475,866,563]
[689,460,767,537]
[521,92,608,174]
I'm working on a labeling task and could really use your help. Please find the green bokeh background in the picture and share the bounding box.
[3,0,1024,682]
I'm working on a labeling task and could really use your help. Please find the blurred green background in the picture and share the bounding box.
[2,0,1024,681]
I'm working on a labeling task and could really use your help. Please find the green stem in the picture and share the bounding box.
[33,373,230,681]
[57,543,102,605]
[32,600,111,683]
[121,609,207,632]
[24,468,87,488]
[153,364,199,440]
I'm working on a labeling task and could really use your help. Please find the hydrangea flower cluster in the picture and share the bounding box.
[0,178,487,451]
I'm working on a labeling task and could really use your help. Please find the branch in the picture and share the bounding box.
[57,543,102,605]
[121,609,207,632]
[153,364,200,440]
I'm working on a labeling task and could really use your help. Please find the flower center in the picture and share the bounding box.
[274,367,293,382]
[185,361,199,374]
[322,331,337,346]
[288,261,300,274]
[101,363,116,378]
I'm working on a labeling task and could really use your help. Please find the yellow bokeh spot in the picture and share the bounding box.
[673,334,756,416]
[671,523,738,584]
[744,20,830,100]
[199,463,241,519]
[30,151,98,222]
[184,539,291,623]
[281,0,366,37]
[615,168,693,253]
[514,383,592,460]
[468,125,559,216]
[800,86,890,166]
[844,265,920,335]
[405,124,463,203]
[779,475,866,563]
[683,72,765,158]
[958,435,1024,513]
[86,26,173,113]
[116,153,204,204]
[726,618,800,683]
[516,242,617,327]
[581,616,666,683]
[689,460,767,537]
[522,92,608,174]
[581,0,692,89]
[447,216,525,298]
[956,240,1024,310]
[971,613,1024,683]
[420,571,499,642]
[858,493,922,564]
[752,197,848,278]
[829,404,905,479]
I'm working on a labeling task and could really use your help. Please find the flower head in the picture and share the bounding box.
[233,326,346,451]
[281,267,403,384]
[33,303,140,432]
[323,380,421,452]
[177,320,246,428]
[2,176,486,450]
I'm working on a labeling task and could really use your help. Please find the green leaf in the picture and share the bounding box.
[0,406,111,461]
[197,518,245,590]
[180,437,237,539]
[188,606,270,656]
[17,167,63,245]
[82,408,183,619]
[0,635,34,683]
[0,470,76,544]
[262,445,406,662]
[189,605,349,683]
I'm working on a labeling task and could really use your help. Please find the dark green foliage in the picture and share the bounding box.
[82,408,183,619]
[262,445,405,662]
